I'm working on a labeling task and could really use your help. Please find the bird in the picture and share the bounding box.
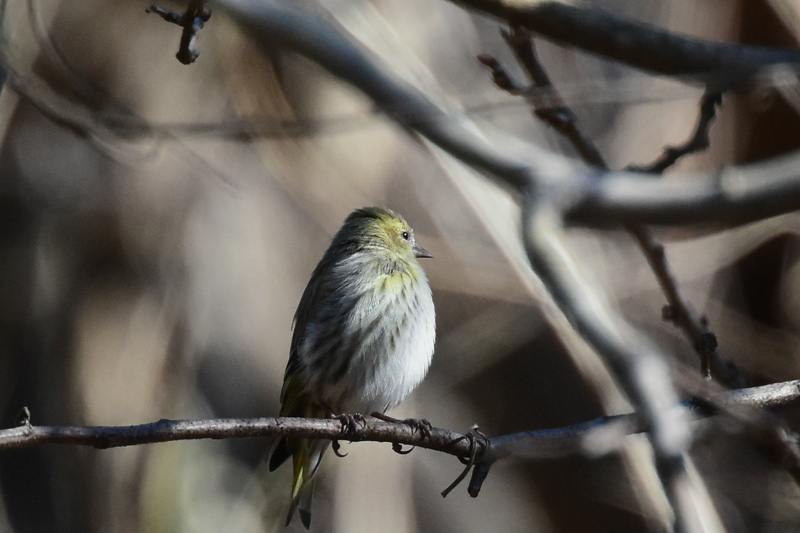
[268,206,436,529]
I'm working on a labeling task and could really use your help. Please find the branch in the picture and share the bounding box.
[3,380,799,460]
[450,0,800,88]
[0,415,483,456]
[484,31,742,385]
[468,380,800,493]
[5,379,799,507]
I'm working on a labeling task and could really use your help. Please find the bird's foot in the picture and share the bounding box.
[334,413,366,435]
[371,412,433,439]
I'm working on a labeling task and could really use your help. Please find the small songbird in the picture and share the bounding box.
[268,207,436,528]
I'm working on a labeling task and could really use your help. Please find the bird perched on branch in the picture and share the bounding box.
[268,206,436,528]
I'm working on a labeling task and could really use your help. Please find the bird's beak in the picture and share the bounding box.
[413,242,433,259]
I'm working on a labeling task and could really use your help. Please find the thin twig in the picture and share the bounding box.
[440,427,481,498]
[628,92,723,174]
[147,0,211,64]
[621,92,744,385]
[501,27,607,167]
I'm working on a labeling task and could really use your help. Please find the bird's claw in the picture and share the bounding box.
[392,442,415,455]
[370,412,432,439]
[332,439,348,457]
[335,413,366,435]
[403,417,432,438]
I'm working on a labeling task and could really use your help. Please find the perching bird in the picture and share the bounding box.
[268,206,436,529]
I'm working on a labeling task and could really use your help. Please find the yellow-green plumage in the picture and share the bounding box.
[269,207,436,529]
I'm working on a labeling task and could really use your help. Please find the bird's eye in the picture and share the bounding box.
[401,231,410,240]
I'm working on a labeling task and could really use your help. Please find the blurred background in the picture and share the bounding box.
[2,0,800,531]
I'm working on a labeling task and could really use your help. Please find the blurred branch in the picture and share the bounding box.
[521,196,707,533]
[482,30,742,386]
[467,380,800,491]
[449,0,800,88]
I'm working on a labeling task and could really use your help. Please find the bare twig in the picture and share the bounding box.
[628,223,745,386]
[628,92,723,174]
[476,53,525,94]
[500,27,607,168]
[0,415,483,456]
[147,0,211,64]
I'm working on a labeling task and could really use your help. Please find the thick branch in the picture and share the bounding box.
[571,155,800,226]
[451,0,800,88]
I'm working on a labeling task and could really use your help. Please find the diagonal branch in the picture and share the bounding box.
[501,28,607,168]
[520,195,705,533]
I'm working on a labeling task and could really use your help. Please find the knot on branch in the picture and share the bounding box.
[661,304,679,323]
[695,331,718,354]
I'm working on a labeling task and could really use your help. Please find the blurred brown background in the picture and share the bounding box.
[2,0,800,531]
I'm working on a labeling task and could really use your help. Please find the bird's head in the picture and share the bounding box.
[346,207,432,261]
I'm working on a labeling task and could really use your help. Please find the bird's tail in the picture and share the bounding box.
[269,437,329,529]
